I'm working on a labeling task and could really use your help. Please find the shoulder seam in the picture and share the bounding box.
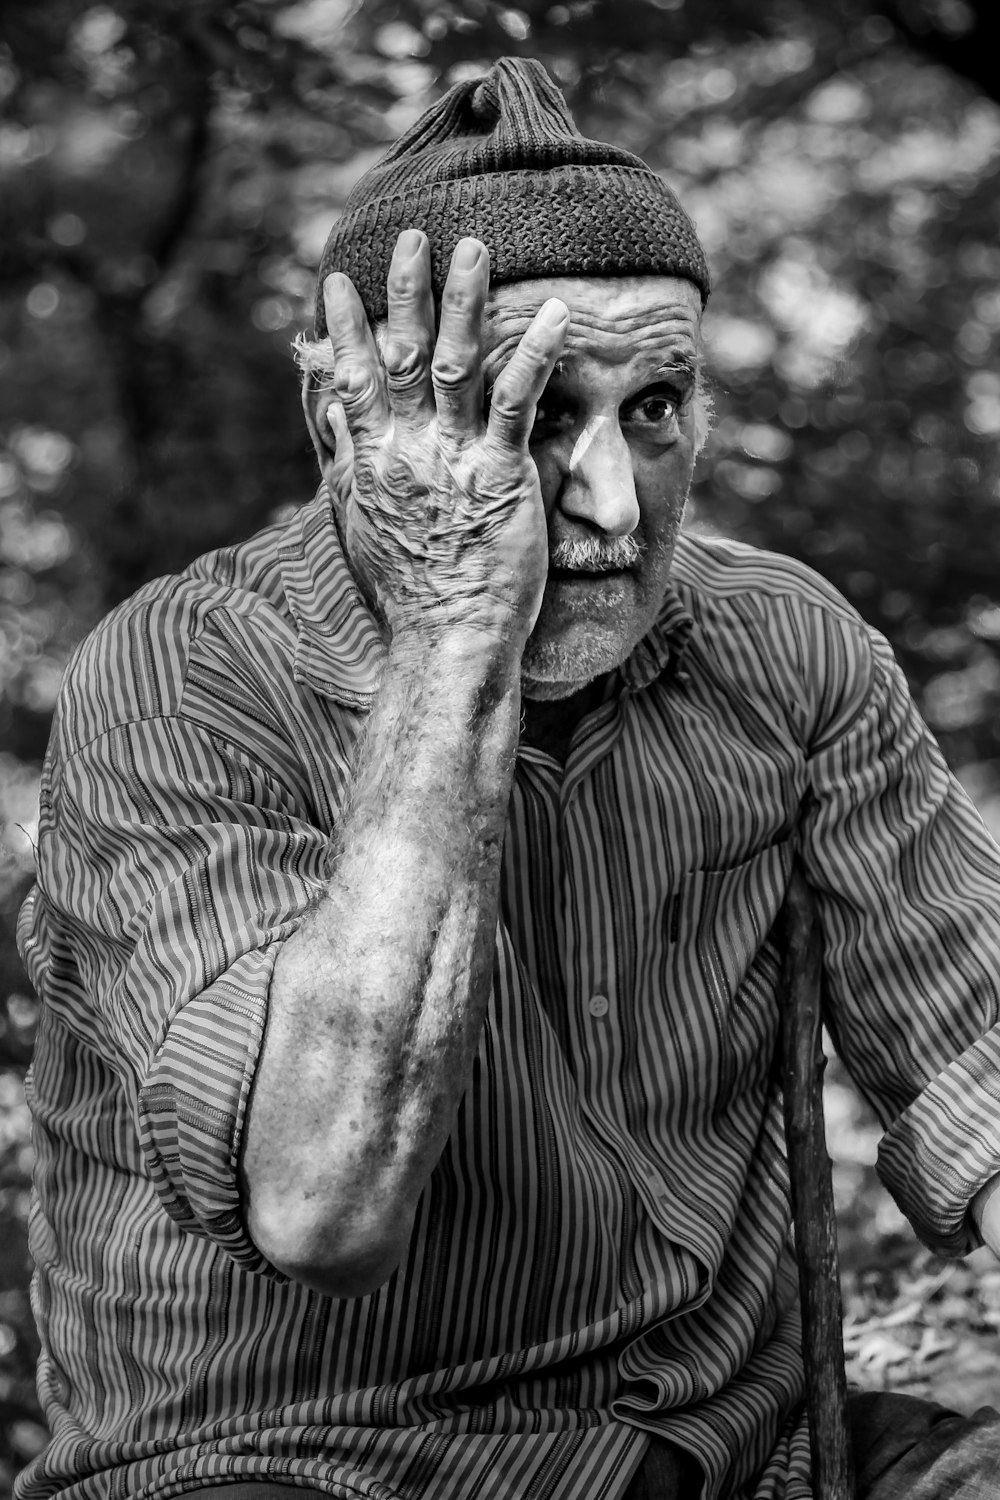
[674,533,867,627]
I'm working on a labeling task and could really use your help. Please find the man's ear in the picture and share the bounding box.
[302,376,355,502]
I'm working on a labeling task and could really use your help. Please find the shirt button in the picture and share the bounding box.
[588,993,610,1018]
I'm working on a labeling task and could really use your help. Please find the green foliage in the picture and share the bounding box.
[2,0,999,1481]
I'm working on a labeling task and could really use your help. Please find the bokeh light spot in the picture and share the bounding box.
[25,284,60,319]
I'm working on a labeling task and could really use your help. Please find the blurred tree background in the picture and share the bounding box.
[2,0,1000,1486]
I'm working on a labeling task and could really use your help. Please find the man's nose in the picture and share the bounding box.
[558,414,640,536]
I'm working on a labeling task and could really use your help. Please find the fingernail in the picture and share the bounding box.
[396,229,424,261]
[539,298,569,327]
[453,239,483,271]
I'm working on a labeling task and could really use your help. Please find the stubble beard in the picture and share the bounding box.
[520,625,630,700]
[520,516,684,701]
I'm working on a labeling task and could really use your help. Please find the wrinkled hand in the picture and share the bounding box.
[323,231,568,649]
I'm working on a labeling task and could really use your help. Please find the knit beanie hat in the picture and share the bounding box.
[314,56,710,334]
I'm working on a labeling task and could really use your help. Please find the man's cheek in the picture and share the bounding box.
[647,441,695,498]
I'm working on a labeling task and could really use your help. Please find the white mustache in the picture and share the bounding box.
[549,535,643,572]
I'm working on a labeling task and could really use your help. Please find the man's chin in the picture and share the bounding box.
[521,675,596,702]
[519,626,633,701]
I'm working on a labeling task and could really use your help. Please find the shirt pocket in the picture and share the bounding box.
[661,837,793,1094]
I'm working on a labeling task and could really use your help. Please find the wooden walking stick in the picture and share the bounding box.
[778,867,856,1500]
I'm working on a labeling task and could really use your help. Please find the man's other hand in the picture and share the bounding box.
[322,231,569,651]
[972,1172,1000,1257]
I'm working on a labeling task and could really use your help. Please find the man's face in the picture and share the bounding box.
[483,275,703,699]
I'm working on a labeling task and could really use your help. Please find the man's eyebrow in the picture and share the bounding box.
[482,334,700,393]
[544,351,699,383]
[651,353,698,381]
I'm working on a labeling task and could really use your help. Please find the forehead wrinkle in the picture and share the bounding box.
[484,307,698,384]
[560,320,697,366]
[487,302,697,338]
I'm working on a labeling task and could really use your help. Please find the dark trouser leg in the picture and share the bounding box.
[850,1391,1000,1499]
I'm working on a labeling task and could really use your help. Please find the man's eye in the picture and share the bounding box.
[630,394,678,425]
[532,398,573,430]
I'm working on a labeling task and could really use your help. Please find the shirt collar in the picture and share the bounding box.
[620,587,695,692]
[280,489,696,706]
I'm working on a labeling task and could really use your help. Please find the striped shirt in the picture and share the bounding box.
[16,490,1000,1500]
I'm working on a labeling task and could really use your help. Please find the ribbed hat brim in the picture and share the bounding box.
[314,163,710,332]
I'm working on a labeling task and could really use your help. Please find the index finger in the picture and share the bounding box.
[323,272,390,444]
[484,299,569,453]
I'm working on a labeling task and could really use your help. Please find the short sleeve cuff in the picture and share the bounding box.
[137,928,302,1280]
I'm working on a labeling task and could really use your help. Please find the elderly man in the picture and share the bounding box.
[15,55,1000,1500]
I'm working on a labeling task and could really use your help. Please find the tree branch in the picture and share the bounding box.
[143,38,213,275]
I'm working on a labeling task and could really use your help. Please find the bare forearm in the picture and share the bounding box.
[241,632,520,1294]
[242,229,567,1294]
